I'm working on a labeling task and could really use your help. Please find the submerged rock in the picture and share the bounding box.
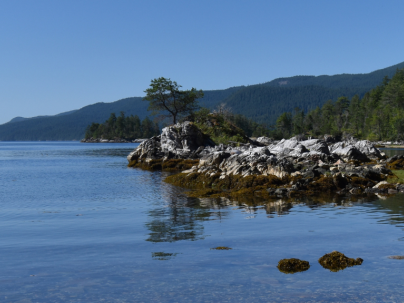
[277,258,310,274]
[388,255,404,260]
[318,251,363,272]
[211,246,232,250]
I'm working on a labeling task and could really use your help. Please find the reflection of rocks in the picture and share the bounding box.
[145,195,209,243]
[151,252,179,260]
[318,251,363,272]
[277,258,310,274]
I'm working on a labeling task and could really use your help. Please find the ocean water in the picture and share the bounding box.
[1,142,404,302]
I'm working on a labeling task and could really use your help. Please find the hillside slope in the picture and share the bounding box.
[0,87,241,141]
[1,61,403,141]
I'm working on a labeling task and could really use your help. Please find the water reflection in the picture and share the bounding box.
[144,186,402,243]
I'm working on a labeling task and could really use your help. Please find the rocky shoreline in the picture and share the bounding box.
[81,138,146,143]
[127,121,404,200]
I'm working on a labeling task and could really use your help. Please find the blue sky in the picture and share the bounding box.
[1,0,403,124]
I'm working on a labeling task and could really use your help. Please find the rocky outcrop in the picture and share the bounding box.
[127,122,214,169]
[127,121,401,199]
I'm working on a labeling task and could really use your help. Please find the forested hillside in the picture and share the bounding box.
[274,68,404,141]
[1,61,403,141]
[0,88,242,141]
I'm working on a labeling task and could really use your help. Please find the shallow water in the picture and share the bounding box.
[1,142,404,302]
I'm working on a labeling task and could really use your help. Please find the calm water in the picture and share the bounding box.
[1,142,404,302]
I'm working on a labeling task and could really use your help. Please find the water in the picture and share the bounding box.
[1,142,404,302]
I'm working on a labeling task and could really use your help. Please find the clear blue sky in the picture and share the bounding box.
[1,0,403,124]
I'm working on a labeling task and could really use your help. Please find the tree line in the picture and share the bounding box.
[273,68,404,141]
[85,112,160,140]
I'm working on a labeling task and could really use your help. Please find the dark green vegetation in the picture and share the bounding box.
[190,109,268,144]
[277,258,310,274]
[318,251,363,272]
[143,77,204,124]
[274,68,404,140]
[85,112,159,140]
[2,61,404,141]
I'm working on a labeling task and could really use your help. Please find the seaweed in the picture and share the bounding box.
[277,258,310,274]
[318,251,363,272]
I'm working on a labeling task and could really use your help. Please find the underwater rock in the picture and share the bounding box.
[318,251,363,272]
[388,255,404,260]
[277,258,310,274]
[211,246,232,250]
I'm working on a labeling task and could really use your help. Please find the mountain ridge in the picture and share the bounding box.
[1,61,403,141]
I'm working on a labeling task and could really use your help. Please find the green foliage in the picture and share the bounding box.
[85,113,159,140]
[191,108,272,144]
[143,77,203,124]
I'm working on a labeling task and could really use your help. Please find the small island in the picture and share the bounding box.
[126,73,404,200]
[126,115,404,200]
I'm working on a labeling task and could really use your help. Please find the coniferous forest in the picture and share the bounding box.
[84,112,160,140]
[273,68,404,141]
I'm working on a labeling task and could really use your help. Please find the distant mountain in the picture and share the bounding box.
[6,109,79,124]
[0,87,240,141]
[221,61,404,123]
[1,61,403,141]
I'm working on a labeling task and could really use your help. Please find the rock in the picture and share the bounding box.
[354,140,383,159]
[364,187,382,194]
[277,258,310,274]
[329,142,369,162]
[388,255,404,260]
[318,251,363,272]
[255,136,273,146]
[397,184,404,193]
[301,139,330,155]
[133,138,147,143]
[127,136,162,162]
[373,181,389,189]
[349,187,362,195]
[161,121,213,153]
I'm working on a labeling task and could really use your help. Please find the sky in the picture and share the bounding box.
[1,0,404,125]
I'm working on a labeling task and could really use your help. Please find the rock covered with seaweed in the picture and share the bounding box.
[127,120,403,199]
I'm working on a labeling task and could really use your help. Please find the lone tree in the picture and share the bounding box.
[143,77,204,124]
